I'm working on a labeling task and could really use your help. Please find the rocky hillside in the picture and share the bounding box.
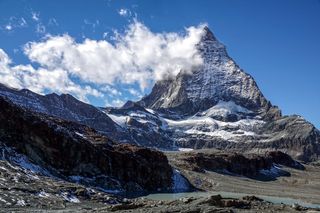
[0,83,133,144]
[0,96,174,192]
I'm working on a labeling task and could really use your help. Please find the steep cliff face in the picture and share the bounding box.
[139,27,280,120]
[0,96,173,192]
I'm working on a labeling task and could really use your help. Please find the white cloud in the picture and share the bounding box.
[118,8,130,17]
[24,20,205,91]
[36,23,46,34]
[111,99,125,107]
[128,88,141,97]
[20,18,27,27]
[5,25,12,31]
[104,98,126,107]
[31,12,40,21]
[102,32,108,39]
[30,11,47,34]
[48,18,59,26]
[0,49,102,102]
[83,19,99,32]
[2,17,28,32]
[100,85,122,96]
[0,20,206,106]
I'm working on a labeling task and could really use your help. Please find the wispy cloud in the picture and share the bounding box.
[83,19,100,32]
[118,8,130,17]
[128,88,142,97]
[4,24,12,31]
[100,85,122,96]
[35,23,46,34]
[30,11,47,34]
[48,18,59,26]
[31,12,40,21]
[1,16,28,32]
[107,98,126,107]
[0,49,103,102]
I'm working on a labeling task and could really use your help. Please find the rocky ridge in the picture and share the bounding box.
[0,96,174,193]
[0,83,132,144]
[168,150,304,180]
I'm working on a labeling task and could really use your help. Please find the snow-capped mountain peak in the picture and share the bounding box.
[139,27,279,120]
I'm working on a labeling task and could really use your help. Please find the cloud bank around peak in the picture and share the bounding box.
[0,20,206,105]
[24,20,206,89]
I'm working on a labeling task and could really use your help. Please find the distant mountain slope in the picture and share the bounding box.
[0,83,133,143]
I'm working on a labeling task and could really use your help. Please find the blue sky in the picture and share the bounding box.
[0,0,319,128]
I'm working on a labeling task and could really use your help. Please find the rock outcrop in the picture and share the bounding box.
[171,150,303,179]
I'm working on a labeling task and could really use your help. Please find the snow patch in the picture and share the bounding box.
[37,191,50,198]
[164,114,261,141]
[0,145,52,178]
[146,108,156,114]
[75,132,86,138]
[178,148,194,152]
[60,192,80,203]
[16,199,26,206]
[202,100,252,117]
[107,114,128,127]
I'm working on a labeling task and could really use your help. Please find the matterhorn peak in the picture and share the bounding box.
[201,26,217,42]
[139,26,280,120]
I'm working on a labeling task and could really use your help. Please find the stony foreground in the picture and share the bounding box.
[1,194,319,212]
[166,150,320,205]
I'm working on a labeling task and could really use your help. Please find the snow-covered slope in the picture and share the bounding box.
[103,102,174,149]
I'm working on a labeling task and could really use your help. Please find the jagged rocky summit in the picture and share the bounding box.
[139,27,279,121]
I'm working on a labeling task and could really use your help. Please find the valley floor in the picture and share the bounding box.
[166,150,320,205]
[1,150,320,212]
